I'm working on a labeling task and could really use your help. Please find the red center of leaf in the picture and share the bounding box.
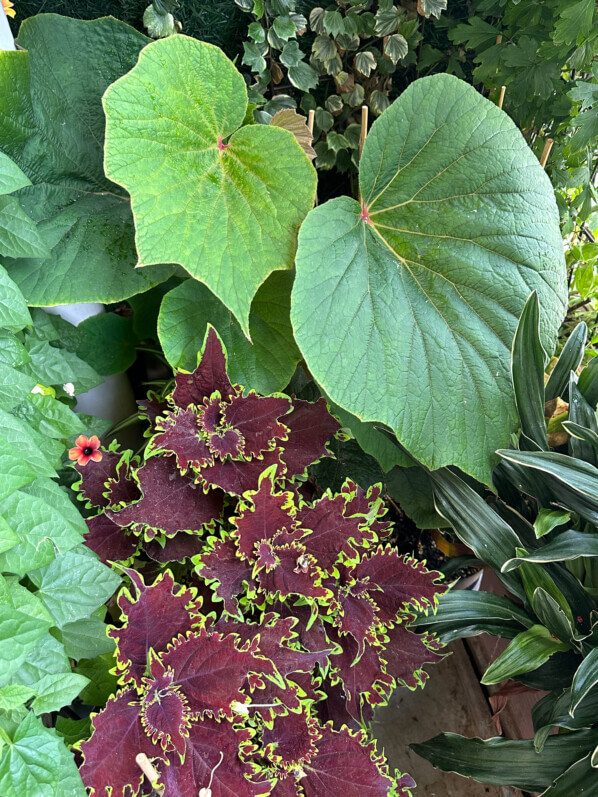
[360,204,371,223]
[217,137,230,151]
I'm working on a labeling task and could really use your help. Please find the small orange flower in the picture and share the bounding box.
[69,435,103,466]
[2,0,16,19]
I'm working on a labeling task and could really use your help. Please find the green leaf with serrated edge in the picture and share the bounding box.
[412,729,598,791]
[570,648,598,717]
[24,340,102,394]
[12,393,84,439]
[29,548,120,629]
[0,479,86,577]
[158,272,301,394]
[0,407,61,472]
[481,625,568,686]
[0,196,48,260]
[534,508,571,539]
[0,514,19,555]
[419,0,447,18]
[0,685,34,713]
[0,713,66,796]
[429,467,525,600]
[413,591,534,644]
[0,266,30,332]
[103,35,316,335]
[62,616,115,661]
[0,16,176,307]
[0,363,36,411]
[0,576,53,624]
[12,634,70,689]
[292,74,566,485]
[512,292,548,450]
[0,607,51,684]
[0,152,30,195]
[74,313,137,376]
[0,436,38,500]
[31,673,90,715]
[503,532,598,570]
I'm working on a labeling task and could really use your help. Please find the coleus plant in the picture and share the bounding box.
[75,327,447,795]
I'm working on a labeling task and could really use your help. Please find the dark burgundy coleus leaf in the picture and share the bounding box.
[151,627,264,719]
[157,718,269,797]
[300,723,396,797]
[75,449,121,508]
[332,576,380,659]
[80,689,164,797]
[280,397,341,477]
[315,678,373,732]
[138,390,170,432]
[220,392,291,457]
[199,446,284,495]
[106,455,141,507]
[353,546,447,626]
[172,327,236,410]
[106,456,224,539]
[342,483,391,540]
[85,513,139,564]
[151,408,213,473]
[141,671,191,756]
[195,535,257,616]
[108,569,200,688]
[277,602,331,654]
[143,532,201,563]
[328,629,392,721]
[378,621,444,689]
[231,472,297,560]
[254,540,329,602]
[262,706,321,767]
[295,492,375,574]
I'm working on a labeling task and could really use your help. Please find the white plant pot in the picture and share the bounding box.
[44,303,137,426]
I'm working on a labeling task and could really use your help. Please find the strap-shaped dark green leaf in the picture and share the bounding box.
[564,420,598,453]
[512,291,548,450]
[579,357,598,409]
[481,624,568,685]
[104,35,316,335]
[412,729,598,791]
[545,321,587,402]
[532,688,598,753]
[498,449,598,526]
[430,467,525,599]
[532,588,574,645]
[534,508,571,539]
[540,753,598,797]
[570,648,598,716]
[413,590,533,642]
[292,73,566,485]
[503,531,598,571]
[568,378,598,466]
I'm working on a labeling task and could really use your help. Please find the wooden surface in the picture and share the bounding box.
[374,640,523,797]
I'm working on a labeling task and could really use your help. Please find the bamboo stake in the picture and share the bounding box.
[307,108,315,140]
[540,138,554,169]
[498,85,506,110]
[358,105,369,159]
[135,754,164,796]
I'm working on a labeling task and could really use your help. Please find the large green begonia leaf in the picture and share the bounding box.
[158,272,301,394]
[0,15,173,305]
[292,74,566,484]
[103,35,317,334]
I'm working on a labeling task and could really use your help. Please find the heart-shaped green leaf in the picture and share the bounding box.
[292,73,566,484]
[103,35,317,335]
[158,272,301,394]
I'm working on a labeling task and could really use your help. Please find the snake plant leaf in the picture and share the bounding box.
[103,35,317,335]
[0,15,173,306]
[292,73,566,484]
